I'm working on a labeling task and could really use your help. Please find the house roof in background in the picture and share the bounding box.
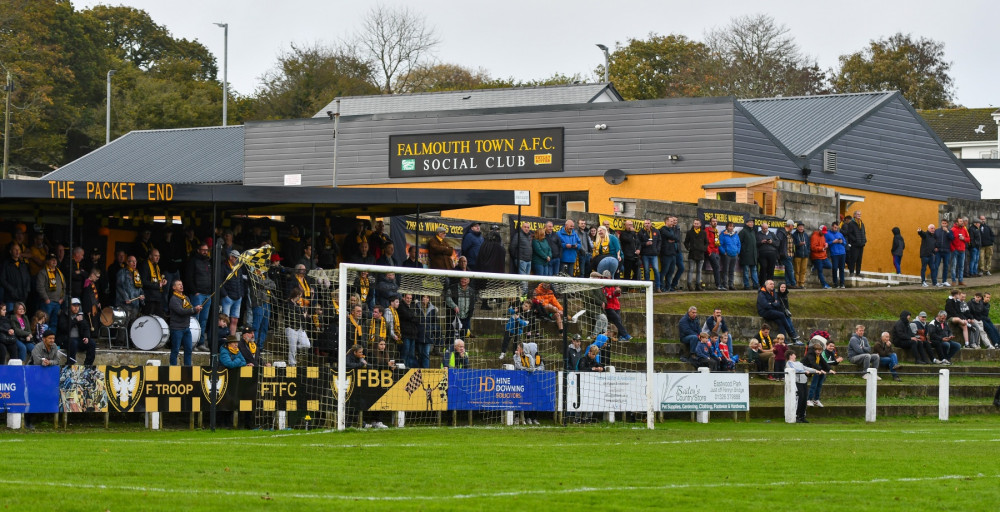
[738,91,897,157]
[44,126,243,184]
[313,82,622,118]
[918,107,999,143]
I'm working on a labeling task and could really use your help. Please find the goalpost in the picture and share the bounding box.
[333,263,655,430]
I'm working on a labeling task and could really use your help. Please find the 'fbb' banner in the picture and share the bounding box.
[0,366,60,413]
[447,369,556,411]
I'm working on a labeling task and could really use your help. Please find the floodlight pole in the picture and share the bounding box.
[214,23,228,126]
[596,44,610,83]
[3,69,11,179]
[106,70,116,145]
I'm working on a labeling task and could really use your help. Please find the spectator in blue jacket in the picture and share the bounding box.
[718,222,741,290]
[690,333,719,371]
[824,222,848,288]
[460,222,483,271]
[678,306,701,354]
[557,220,581,275]
[220,335,247,368]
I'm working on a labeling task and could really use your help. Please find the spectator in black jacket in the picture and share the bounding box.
[139,249,168,316]
[982,293,1000,346]
[509,222,533,275]
[219,250,245,337]
[683,220,708,291]
[927,311,961,363]
[1,244,31,312]
[944,289,972,346]
[397,294,420,369]
[659,216,682,292]
[917,224,937,286]
[638,219,661,292]
[756,280,797,342]
[842,211,867,276]
[184,243,213,349]
[968,218,983,277]
[619,220,641,281]
[933,220,954,287]
[890,227,905,275]
[977,215,994,275]
[544,222,563,277]
[59,298,93,365]
[756,221,780,283]
[738,219,759,290]
[892,310,933,364]
[967,293,995,349]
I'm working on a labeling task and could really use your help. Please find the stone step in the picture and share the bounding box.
[742,404,996,419]
[748,383,999,399]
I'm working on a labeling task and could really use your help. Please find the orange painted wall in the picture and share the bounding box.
[349,174,942,276]
[347,171,756,221]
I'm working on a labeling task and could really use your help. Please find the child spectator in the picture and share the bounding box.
[586,325,616,367]
[822,339,843,367]
[786,350,819,423]
[710,332,734,371]
[500,301,529,361]
[772,334,788,380]
[803,336,833,407]
[745,339,764,376]
[752,324,776,379]
[690,332,719,371]
[565,334,584,371]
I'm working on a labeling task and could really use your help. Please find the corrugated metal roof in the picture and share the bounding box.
[312,83,622,118]
[702,176,776,189]
[44,125,243,184]
[738,91,896,157]
[918,107,998,143]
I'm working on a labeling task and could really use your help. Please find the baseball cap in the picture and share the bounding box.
[229,250,240,258]
[918,311,927,318]
[71,298,81,305]
[270,253,283,262]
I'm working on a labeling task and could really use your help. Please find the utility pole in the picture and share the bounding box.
[3,70,11,179]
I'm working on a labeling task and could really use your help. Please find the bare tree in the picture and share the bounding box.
[353,4,439,94]
[705,13,824,98]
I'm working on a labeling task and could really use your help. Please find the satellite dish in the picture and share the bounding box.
[603,168,627,185]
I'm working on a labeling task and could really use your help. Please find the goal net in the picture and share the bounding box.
[240,259,653,430]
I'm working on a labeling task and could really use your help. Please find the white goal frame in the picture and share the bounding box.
[336,263,655,430]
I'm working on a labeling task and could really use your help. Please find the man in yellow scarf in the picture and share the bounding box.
[36,254,66,331]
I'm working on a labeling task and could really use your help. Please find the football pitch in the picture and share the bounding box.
[2,417,1000,511]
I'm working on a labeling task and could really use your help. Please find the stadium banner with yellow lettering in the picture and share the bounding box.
[389,128,564,178]
[339,368,448,412]
[597,215,664,232]
[59,365,251,413]
[0,365,60,413]
[447,369,556,411]
[389,215,483,268]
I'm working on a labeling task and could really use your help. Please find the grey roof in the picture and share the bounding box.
[738,91,897,157]
[44,125,243,184]
[312,83,622,118]
[917,107,999,143]
[702,176,776,189]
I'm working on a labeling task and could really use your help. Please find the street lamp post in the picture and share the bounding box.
[596,44,610,83]
[214,22,228,126]
[106,69,116,145]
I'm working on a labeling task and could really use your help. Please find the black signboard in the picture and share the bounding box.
[389,128,564,178]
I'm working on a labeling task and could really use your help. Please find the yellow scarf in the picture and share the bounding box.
[227,345,239,355]
[349,315,362,343]
[296,275,311,297]
[146,260,162,287]
[130,268,141,287]
[359,276,370,301]
[758,330,772,350]
[519,353,531,368]
[593,236,609,256]
[46,266,64,291]
[694,228,702,234]
[389,306,400,342]
[246,340,257,355]
[173,291,191,309]
[369,317,386,343]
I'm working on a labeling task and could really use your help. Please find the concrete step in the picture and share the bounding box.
[748,383,999,399]
[744,404,996,419]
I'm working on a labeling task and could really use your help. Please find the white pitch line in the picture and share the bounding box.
[0,473,992,502]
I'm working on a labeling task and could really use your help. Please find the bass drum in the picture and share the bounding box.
[131,315,169,351]
[100,307,128,327]
[189,317,203,347]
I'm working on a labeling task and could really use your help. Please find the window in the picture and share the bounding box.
[715,192,737,202]
[540,191,589,219]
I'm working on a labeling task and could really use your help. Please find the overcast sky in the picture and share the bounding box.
[75,0,998,108]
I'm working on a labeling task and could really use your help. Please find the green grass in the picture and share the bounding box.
[649,284,1000,321]
[3,417,1000,510]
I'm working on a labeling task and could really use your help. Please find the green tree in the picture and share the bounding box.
[250,43,379,120]
[600,33,714,100]
[705,14,825,98]
[831,33,954,109]
[397,63,490,93]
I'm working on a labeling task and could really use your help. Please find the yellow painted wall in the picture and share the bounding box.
[831,185,940,277]
[350,174,942,277]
